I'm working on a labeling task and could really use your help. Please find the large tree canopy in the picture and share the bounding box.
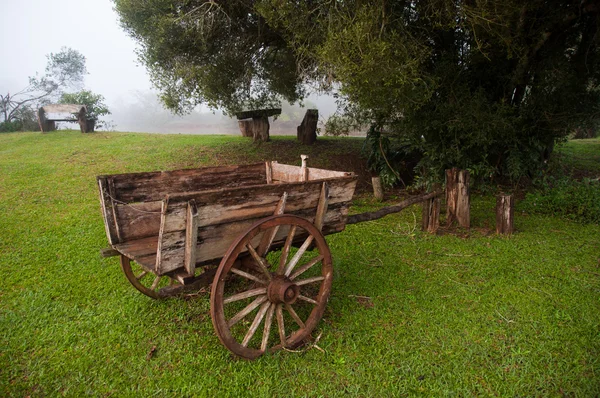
[113,0,305,114]
[114,0,600,182]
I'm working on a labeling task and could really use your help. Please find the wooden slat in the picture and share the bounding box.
[271,163,353,183]
[314,182,329,231]
[184,200,198,275]
[97,177,119,245]
[101,163,267,203]
[265,161,273,184]
[257,192,287,256]
[113,201,161,241]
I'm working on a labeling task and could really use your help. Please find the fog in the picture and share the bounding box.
[1,0,340,134]
[109,91,339,135]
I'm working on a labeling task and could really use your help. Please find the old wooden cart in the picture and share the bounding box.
[98,156,359,359]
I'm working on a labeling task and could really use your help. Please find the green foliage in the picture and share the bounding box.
[362,126,412,188]
[59,90,111,128]
[113,0,304,115]
[519,177,600,224]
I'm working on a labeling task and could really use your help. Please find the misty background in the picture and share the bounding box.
[0,0,339,134]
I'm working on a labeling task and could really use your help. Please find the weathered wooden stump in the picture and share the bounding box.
[496,194,514,234]
[446,168,470,229]
[422,184,441,233]
[297,109,318,145]
[235,108,281,142]
[372,176,384,201]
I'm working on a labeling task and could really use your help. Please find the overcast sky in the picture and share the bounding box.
[0,0,338,133]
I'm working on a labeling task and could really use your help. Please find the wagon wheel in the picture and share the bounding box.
[120,255,180,299]
[210,215,333,360]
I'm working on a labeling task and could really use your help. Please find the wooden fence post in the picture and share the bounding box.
[446,168,470,229]
[496,194,514,234]
[421,195,440,233]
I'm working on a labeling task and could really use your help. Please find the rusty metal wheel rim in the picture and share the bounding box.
[120,255,177,299]
[210,215,333,360]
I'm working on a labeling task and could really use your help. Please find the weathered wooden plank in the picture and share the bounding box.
[314,182,329,231]
[42,104,86,114]
[257,192,287,256]
[184,200,198,275]
[113,236,158,261]
[272,163,352,183]
[101,163,267,203]
[97,177,119,245]
[265,161,273,184]
[100,247,120,258]
[160,178,357,233]
[235,108,281,120]
[114,201,161,241]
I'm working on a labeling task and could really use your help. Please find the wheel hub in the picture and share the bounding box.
[267,276,300,304]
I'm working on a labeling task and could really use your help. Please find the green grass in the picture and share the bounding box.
[1,131,599,396]
[555,137,600,177]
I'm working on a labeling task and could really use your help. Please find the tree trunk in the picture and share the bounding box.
[252,116,270,142]
[297,109,318,145]
[496,194,514,235]
[238,120,253,137]
[446,168,470,229]
[238,117,270,142]
[372,176,384,201]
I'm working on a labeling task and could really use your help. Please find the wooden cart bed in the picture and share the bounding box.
[98,161,358,278]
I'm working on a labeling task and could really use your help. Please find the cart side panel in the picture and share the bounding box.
[106,163,267,203]
[154,177,357,274]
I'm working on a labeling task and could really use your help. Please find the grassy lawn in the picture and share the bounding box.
[1,131,599,396]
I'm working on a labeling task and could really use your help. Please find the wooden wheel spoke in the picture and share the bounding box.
[276,303,286,347]
[284,236,314,277]
[230,267,268,285]
[277,225,297,274]
[295,275,325,286]
[224,287,267,304]
[227,295,268,328]
[150,276,162,291]
[136,271,148,281]
[297,295,318,305]
[258,226,281,257]
[242,301,271,347]
[289,255,324,280]
[246,244,273,281]
[285,303,305,329]
[261,304,276,352]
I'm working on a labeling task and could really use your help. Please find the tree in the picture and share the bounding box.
[1,47,87,130]
[59,90,111,130]
[113,0,304,116]
[115,0,600,183]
